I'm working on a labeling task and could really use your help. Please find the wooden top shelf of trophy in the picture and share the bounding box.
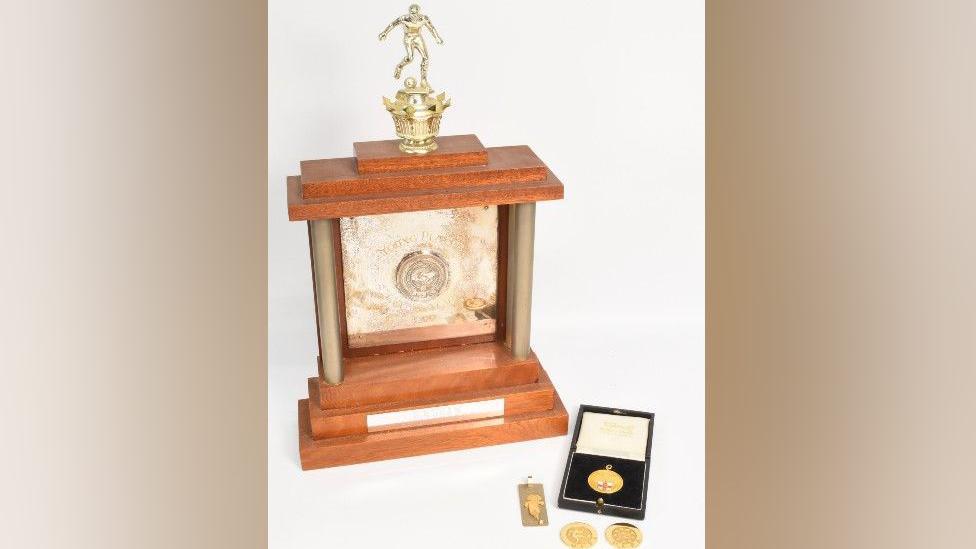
[287,134,564,220]
[354,134,489,173]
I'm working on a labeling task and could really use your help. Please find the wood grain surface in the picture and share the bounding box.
[312,341,541,409]
[291,136,568,469]
[286,170,564,220]
[354,134,488,174]
[298,389,568,469]
[307,368,557,439]
[301,146,547,199]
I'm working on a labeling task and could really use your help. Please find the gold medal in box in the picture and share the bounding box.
[286,4,568,470]
[558,407,655,519]
[588,464,624,495]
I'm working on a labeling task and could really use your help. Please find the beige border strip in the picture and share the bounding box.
[1,2,268,548]
[708,2,976,548]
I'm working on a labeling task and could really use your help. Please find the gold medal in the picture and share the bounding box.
[605,523,643,548]
[560,522,598,549]
[587,464,624,495]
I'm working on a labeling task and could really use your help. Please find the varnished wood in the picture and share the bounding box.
[301,146,547,199]
[291,138,568,468]
[343,328,499,358]
[330,219,350,359]
[287,170,564,220]
[307,368,557,439]
[346,319,496,350]
[495,205,510,341]
[354,134,488,174]
[312,341,541,410]
[298,390,568,469]
[307,223,325,377]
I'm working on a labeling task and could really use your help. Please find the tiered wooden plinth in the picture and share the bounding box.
[288,134,564,221]
[298,342,568,469]
[289,135,568,470]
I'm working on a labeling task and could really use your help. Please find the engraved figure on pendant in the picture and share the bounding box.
[523,493,545,525]
[378,4,444,86]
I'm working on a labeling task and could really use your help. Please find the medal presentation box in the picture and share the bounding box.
[287,134,569,469]
[558,405,655,520]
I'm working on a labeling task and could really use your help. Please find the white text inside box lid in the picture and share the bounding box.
[575,412,650,461]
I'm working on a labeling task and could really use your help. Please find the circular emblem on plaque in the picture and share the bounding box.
[560,522,598,549]
[395,250,450,301]
[605,523,643,548]
[587,465,624,495]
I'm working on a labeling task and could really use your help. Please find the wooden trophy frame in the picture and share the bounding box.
[287,134,568,469]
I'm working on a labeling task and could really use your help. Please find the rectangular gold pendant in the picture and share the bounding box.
[517,476,549,527]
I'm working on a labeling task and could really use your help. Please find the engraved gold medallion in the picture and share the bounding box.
[559,522,598,549]
[587,464,624,495]
[517,476,549,527]
[605,523,643,548]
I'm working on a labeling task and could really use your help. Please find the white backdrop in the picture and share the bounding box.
[269,1,703,547]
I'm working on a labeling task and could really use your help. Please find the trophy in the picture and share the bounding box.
[378,4,450,154]
[286,5,568,469]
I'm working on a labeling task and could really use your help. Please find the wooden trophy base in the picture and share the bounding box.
[297,342,568,470]
[289,135,569,470]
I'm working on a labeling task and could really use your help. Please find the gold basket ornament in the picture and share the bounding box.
[383,78,450,154]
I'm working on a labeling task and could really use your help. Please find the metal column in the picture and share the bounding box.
[309,219,344,384]
[507,203,536,359]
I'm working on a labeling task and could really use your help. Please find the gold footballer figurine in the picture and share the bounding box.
[378,3,444,86]
[379,4,451,154]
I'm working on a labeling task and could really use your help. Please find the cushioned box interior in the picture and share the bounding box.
[562,452,647,510]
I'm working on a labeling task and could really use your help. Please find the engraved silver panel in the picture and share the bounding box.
[339,206,498,349]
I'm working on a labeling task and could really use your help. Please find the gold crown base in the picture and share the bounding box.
[399,137,438,154]
[390,112,443,155]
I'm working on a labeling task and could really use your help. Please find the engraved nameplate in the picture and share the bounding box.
[366,398,505,432]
